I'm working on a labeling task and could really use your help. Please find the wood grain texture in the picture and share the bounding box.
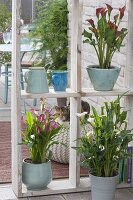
[63,192,91,200]
[115,189,133,200]
[28,195,64,200]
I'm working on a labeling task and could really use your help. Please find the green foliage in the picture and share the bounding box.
[0,51,11,64]
[83,4,128,68]
[31,0,68,71]
[0,3,11,32]
[22,107,66,163]
[74,95,133,177]
[0,3,11,64]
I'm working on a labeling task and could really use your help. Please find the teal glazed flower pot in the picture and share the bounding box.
[90,174,118,200]
[24,67,49,93]
[86,66,121,91]
[52,70,68,91]
[22,159,52,191]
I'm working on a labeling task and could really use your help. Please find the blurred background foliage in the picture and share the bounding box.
[0,2,11,64]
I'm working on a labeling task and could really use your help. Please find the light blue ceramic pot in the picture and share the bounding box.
[24,67,49,93]
[86,66,121,91]
[52,70,68,91]
[22,159,52,191]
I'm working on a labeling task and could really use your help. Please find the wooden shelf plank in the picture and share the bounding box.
[21,88,133,99]
[22,178,90,197]
[21,88,80,98]
[21,177,131,197]
[81,88,133,97]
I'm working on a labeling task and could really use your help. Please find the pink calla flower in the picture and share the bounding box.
[37,126,42,136]
[38,114,45,122]
[51,121,58,129]
[31,109,39,115]
[45,124,49,134]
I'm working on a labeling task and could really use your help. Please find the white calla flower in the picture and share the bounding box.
[87,118,94,123]
[30,135,35,139]
[99,145,105,151]
[87,130,93,136]
[76,112,88,118]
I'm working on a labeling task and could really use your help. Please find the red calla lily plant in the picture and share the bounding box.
[83,4,128,68]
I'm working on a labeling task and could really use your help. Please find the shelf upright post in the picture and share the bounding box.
[125,0,133,188]
[11,0,22,197]
[69,0,83,187]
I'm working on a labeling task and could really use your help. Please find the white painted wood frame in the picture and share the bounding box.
[69,0,81,187]
[11,0,133,197]
[11,0,23,197]
[125,0,133,188]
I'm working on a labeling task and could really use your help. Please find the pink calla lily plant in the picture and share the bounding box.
[22,107,65,163]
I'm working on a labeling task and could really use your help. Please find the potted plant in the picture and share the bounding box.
[74,95,133,200]
[31,0,68,105]
[83,4,128,91]
[22,100,65,190]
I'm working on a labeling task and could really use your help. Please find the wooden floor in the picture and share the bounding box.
[0,184,133,200]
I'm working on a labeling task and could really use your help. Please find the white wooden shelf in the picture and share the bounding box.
[22,178,91,197]
[21,88,80,99]
[21,177,131,197]
[21,87,133,99]
[81,88,133,97]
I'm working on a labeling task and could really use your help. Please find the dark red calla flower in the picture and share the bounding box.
[116,31,122,37]
[101,8,107,17]
[96,7,104,17]
[108,21,118,31]
[91,28,97,34]
[87,19,95,28]
[121,28,128,33]
[114,14,119,23]
[106,4,113,14]
[119,6,126,19]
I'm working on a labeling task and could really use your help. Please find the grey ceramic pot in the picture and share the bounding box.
[86,66,121,91]
[90,174,118,200]
[22,159,52,191]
